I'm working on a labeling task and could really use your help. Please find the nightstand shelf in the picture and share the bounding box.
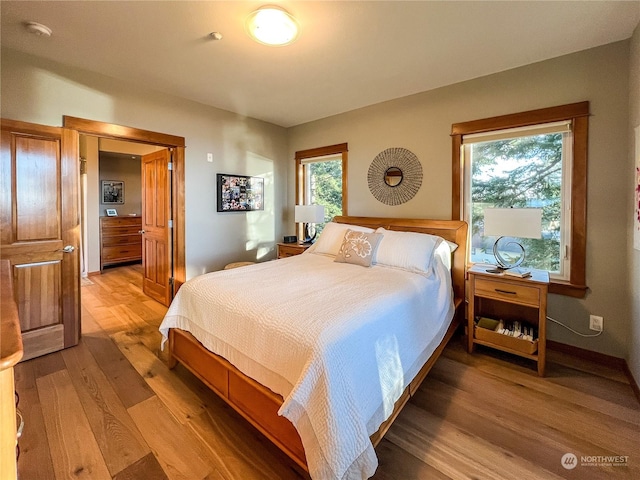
[467,264,549,376]
[276,243,310,259]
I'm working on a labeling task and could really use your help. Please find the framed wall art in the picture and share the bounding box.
[102,180,124,204]
[217,173,264,212]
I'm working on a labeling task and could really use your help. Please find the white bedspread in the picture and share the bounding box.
[159,251,454,480]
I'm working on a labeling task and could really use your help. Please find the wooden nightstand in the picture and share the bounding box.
[467,264,549,376]
[277,243,310,259]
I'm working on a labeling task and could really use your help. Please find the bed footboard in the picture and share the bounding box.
[168,328,308,471]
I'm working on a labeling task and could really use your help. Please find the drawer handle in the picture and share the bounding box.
[495,288,517,295]
[16,409,24,439]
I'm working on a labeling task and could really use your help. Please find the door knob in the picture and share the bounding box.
[139,230,146,234]
[59,245,75,253]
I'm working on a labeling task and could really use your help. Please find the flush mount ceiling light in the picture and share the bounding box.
[25,21,52,37]
[246,5,298,46]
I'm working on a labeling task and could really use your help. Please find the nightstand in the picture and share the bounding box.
[467,264,549,376]
[276,243,310,259]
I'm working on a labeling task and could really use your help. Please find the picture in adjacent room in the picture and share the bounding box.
[102,180,125,204]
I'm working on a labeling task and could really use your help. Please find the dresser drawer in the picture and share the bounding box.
[102,234,141,247]
[101,217,142,227]
[102,245,142,262]
[474,277,540,306]
[101,225,142,236]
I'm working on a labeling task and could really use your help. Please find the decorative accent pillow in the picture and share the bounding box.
[334,230,383,267]
[310,222,374,257]
[374,227,444,274]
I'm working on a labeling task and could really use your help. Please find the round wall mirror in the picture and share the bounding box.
[384,167,403,187]
[368,147,422,206]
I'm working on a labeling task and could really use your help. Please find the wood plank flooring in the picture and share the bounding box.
[15,265,640,479]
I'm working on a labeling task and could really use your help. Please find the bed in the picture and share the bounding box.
[159,216,468,479]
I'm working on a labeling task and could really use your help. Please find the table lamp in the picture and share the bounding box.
[295,204,325,244]
[483,207,542,270]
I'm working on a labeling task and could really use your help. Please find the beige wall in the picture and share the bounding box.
[1,48,289,279]
[289,41,631,359]
[629,23,640,384]
[2,38,637,362]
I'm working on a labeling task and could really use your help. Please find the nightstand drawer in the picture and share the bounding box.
[474,278,540,306]
[277,243,308,258]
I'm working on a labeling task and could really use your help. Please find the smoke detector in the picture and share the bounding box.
[25,22,52,37]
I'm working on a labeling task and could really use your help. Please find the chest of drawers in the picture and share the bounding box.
[100,216,142,270]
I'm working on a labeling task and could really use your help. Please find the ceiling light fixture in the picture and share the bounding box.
[25,21,52,37]
[246,5,298,46]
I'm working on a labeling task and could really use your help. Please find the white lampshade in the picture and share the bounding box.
[484,208,542,239]
[295,204,325,224]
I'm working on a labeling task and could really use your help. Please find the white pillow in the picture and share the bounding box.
[445,240,458,253]
[435,240,454,270]
[374,227,444,274]
[310,222,374,257]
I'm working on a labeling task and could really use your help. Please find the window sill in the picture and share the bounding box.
[549,280,588,298]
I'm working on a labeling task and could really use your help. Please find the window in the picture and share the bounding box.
[452,102,589,297]
[296,143,348,235]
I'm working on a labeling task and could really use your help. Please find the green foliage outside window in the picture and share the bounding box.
[469,133,564,272]
[307,159,342,236]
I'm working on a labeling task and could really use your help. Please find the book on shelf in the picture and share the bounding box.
[503,267,532,278]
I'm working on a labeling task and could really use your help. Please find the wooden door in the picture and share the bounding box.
[0,119,80,361]
[141,149,172,306]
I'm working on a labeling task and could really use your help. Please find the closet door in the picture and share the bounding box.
[0,119,80,360]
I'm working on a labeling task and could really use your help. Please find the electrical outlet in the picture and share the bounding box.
[589,315,603,332]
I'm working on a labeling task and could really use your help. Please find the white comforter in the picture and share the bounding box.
[159,251,454,480]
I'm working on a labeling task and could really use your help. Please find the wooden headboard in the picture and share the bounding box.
[333,216,468,318]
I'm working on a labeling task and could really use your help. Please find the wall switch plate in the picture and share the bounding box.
[589,315,603,332]
[207,153,213,162]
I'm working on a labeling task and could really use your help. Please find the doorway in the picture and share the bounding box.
[65,116,186,304]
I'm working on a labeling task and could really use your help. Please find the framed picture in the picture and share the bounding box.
[105,208,118,217]
[217,174,264,212]
[102,180,124,204]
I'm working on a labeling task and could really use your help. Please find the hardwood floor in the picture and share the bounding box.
[15,265,640,479]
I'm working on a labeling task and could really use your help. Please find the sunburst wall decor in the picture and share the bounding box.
[367,147,423,206]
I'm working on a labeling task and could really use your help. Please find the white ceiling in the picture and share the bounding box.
[1,1,639,128]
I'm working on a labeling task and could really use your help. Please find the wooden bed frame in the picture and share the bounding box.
[167,216,468,473]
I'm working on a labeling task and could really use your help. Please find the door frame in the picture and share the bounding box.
[63,116,186,293]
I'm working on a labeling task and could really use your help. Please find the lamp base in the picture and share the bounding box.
[493,236,526,269]
[302,223,317,244]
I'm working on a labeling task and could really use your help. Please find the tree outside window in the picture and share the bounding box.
[296,143,348,238]
[466,130,567,275]
[304,159,342,236]
[452,102,589,297]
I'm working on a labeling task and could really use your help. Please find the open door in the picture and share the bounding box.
[141,149,172,306]
[0,119,81,361]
